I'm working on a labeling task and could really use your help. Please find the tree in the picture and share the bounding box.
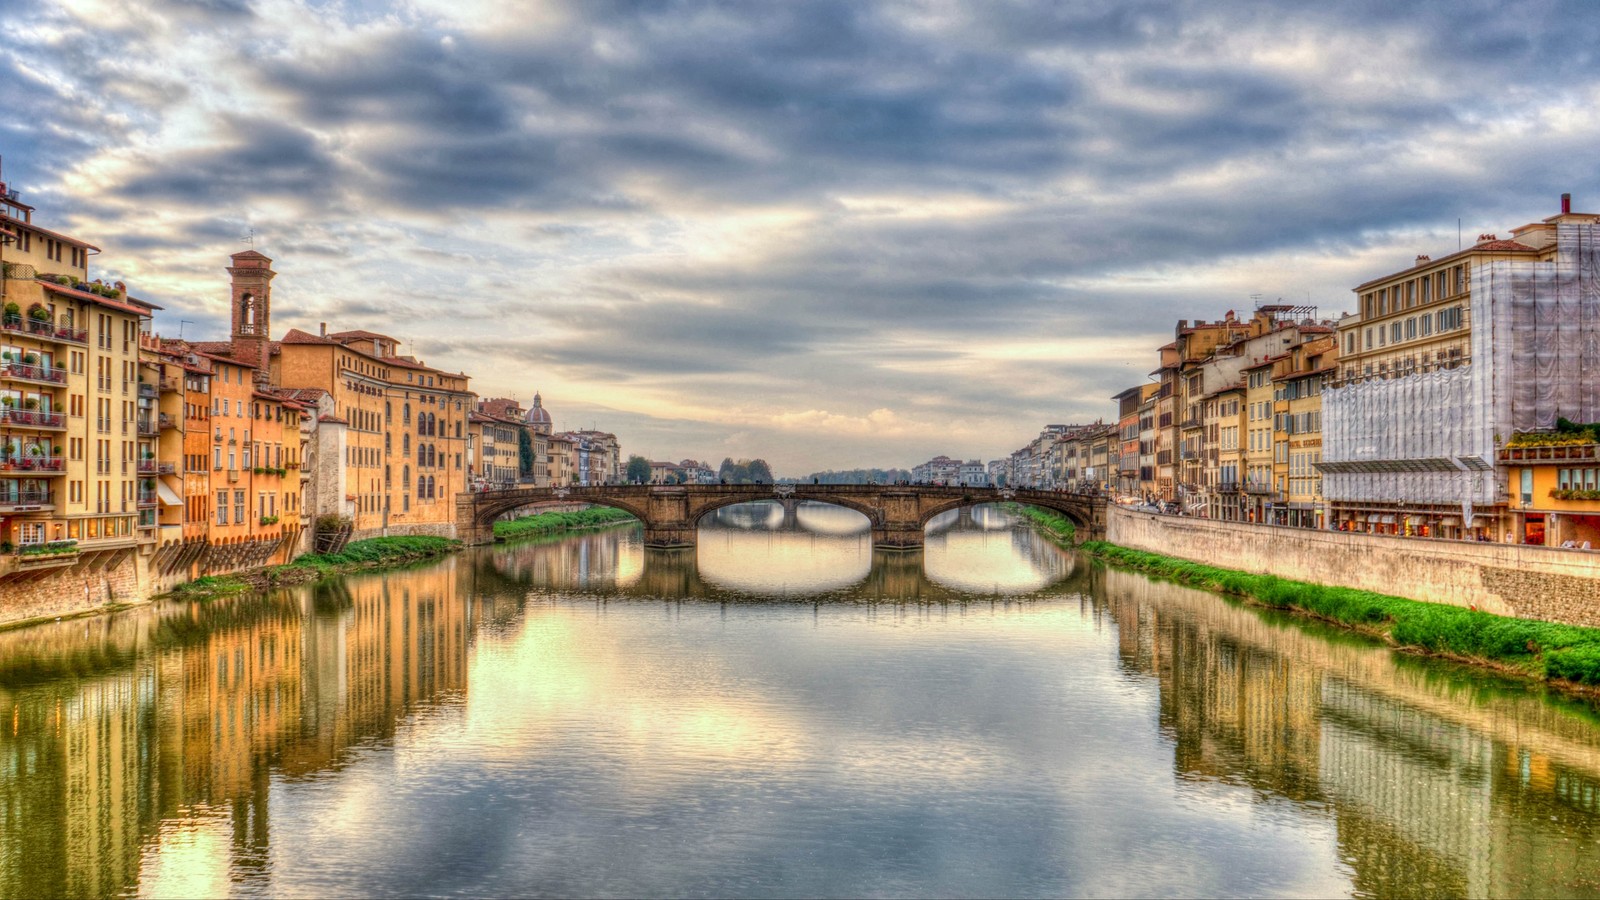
[718,457,739,483]
[517,428,535,477]
[746,458,773,483]
[625,455,651,484]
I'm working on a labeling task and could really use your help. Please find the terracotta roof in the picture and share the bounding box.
[41,281,160,315]
[317,414,348,425]
[1476,239,1538,252]
[280,387,329,403]
[2,213,100,252]
[192,349,257,368]
[280,328,338,345]
[327,329,397,342]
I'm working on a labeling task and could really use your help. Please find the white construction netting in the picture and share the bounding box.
[1323,221,1600,510]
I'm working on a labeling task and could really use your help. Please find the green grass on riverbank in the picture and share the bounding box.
[1013,505,1076,542]
[1079,541,1600,687]
[166,536,463,600]
[494,507,637,539]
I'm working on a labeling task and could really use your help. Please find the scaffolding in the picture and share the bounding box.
[1323,221,1600,517]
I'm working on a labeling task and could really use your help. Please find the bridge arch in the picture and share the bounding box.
[457,484,1104,549]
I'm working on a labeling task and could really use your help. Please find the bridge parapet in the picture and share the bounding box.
[457,483,1107,550]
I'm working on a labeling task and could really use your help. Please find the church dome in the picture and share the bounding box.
[525,392,552,428]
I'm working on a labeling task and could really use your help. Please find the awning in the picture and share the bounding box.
[1379,514,1397,524]
[155,480,183,507]
[1437,516,1461,527]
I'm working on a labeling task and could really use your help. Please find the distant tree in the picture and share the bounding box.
[718,457,738,482]
[625,455,651,484]
[746,458,773,483]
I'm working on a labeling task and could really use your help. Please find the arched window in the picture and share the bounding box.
[385,433,391,453]
[403,402,411,425]
[417,474,426,499]
[403,434,410,456]
[427,475,435,498]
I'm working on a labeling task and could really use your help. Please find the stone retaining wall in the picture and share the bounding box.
[1106,506,1600,627]
[0,553,141,627]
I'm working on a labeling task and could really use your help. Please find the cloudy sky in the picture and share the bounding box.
[2,0,1596,474]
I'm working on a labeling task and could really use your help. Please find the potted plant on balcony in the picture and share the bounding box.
[1,302,18,327]
[26,305,50,324]
[21,397,37,411]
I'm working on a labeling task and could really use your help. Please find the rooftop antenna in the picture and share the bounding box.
[179,319,194,339]
[240,228,255,247]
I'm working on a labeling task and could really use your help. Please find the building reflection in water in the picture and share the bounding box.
[1099,567,1600,898]
[0,561,469,898]
[2,504,1600,896]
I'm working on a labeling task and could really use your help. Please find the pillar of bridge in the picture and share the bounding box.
[643,524,696,549]
[872,521,924,551]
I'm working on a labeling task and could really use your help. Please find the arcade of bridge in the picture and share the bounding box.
[457,484,1106,550]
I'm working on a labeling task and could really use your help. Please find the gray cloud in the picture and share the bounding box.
[9,0,1600,472]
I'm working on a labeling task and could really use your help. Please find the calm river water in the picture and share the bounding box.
[4,502,1600,898]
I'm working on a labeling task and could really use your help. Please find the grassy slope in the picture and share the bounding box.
[493,507,636,539]
[1078,540,1600,686]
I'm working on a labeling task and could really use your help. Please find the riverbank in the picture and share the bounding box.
[1078,540,1600,689]
[1010,504,1076,542]
[164,535,465,601]
[493,507,637,540]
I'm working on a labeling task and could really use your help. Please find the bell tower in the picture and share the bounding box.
[228,250,275,387]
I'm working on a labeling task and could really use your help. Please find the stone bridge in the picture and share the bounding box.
[457,484,1106,549]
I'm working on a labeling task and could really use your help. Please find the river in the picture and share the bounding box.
[2,501,1599,898]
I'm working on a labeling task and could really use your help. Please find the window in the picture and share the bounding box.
[234,491,245,523]
[1405,318,1416,339]
[1365,328,1373,350]
[216,490,228,525]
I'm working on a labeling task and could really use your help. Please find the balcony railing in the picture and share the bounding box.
[137,382,157,399]
[0,316,86,345]
[136,417,158,436]
[1498,442,1600,464]
[137,490,158,507]
[1217,481,1240,493]
[158,412,176,430]
[0,362,66,385]
[158,372,182,393]
[0,456,64,474]
[0,408,66,429]
[0,488,54,509]
[1180,416,1202,429]
[157,461,177,475]
[1244,482,1276,495]
[136,459,158,475]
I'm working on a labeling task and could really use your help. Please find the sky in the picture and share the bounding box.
[3,0,1598,475]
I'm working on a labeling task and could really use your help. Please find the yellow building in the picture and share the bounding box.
[1500,438,1600,547]
[0,186,162,580]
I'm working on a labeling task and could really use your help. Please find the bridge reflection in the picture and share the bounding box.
[478,502,1084,603]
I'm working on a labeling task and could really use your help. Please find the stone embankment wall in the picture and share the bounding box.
[1106,506,1600,627]
[0,554,141,627]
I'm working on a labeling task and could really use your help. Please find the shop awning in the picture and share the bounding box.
[155,480,183,507]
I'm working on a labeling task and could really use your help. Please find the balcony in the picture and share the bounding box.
[0,488,54,511]
[158,412,176,430]
[1180,416,1202,429]
[0,316,87,345]
[0,362,66,386]
[227,468,240,483]
[136,458,158,475]
[0,408,66,430]
[137,489,158,508]
[1244,482,1277,496]
[158,372,181,393]
[0,455,64,475]
[137,382,158,399]
[157,461,177,475]
[1217,481,1240,493]
[2,541,81,576]
[1498,442,1600,465]
[136,417,158,436]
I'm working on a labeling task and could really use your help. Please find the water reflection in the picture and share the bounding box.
[1,505,1599,896]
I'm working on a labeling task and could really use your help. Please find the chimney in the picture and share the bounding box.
[320,322,326,337]
[1563,192,1572,214]
[1415,254,1430,266]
